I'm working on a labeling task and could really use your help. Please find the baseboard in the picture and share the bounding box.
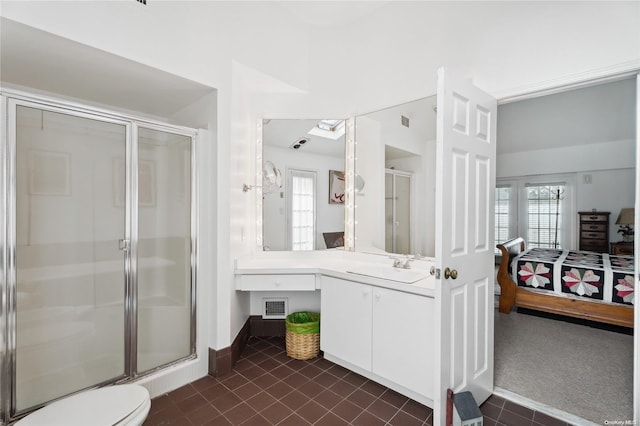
[249,315,285,337]
[208,317,251,377]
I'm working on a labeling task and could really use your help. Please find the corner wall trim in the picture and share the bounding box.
[207,316,288,376]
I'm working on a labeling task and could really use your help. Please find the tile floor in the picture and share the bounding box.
[144,337,574,426]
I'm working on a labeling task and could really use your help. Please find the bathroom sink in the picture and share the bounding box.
[346,265,428,283]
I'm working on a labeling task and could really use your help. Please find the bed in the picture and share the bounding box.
[496,237,634,328]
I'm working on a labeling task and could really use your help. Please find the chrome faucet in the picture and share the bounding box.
[392,255,412,269]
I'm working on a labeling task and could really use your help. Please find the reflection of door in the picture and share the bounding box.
[286,169,316,251]
[385,169,411,254]
[434,68,497,424]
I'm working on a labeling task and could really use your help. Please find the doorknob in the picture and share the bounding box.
[444,267,458,280]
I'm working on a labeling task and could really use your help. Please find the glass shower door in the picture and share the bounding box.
[14,104,128,411]
[384,170,411,254]
[136,126,193,373]
[394,174,411,254]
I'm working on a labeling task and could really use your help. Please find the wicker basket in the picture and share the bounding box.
[285,312,320,360]
[285,330,320,360]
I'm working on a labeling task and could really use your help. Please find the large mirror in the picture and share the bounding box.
[355,95,437,256]
[261,119,346,251]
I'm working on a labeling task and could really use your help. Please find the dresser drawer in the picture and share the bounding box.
[581,223,607,232]
[237,274,316,291]
[581,243,608,253]
[580,214,609,222]
[581,231,606,240]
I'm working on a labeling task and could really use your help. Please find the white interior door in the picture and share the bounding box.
[634,72,639,424]
[434,67,497,424]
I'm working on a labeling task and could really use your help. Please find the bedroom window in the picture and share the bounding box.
[288,169,317,251]
[495,184,512,245]
[525,182,566,249]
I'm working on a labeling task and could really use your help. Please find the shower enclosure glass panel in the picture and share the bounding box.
[136,127,192,373]
[385,170,411,255]
[15,105,127,411]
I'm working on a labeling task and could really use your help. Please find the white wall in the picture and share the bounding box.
[2,1,640,388]
[497,142,635,248]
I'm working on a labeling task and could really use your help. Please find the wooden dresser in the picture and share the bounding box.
[578,211,610,253]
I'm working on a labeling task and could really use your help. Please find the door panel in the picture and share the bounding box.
[320,277,372,371]
[136,127,193,373]
[451,150,469,254]
[372,287,435,399]
[435,68,497,424]
[14,104,128,411]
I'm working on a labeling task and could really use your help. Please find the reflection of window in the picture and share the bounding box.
[307,119,345,140]
[289,169,316,251]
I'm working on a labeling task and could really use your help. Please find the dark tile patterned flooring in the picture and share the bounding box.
[144,337,573,426]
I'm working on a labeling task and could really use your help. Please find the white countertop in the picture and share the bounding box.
[235,250,436,297]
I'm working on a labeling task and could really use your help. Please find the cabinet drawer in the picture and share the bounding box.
[581,214,608,222]
[237,274,316,291]
[581,223,607,232]
[581,231,606,240]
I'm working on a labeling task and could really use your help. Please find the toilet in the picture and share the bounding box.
[15,384,150,426]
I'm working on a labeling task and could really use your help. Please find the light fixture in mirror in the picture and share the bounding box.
[354,96,437,256]
[259,118,350,252]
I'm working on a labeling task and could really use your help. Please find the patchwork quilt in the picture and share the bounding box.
[511,248,635,306]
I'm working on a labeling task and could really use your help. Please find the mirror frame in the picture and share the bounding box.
[254,118,356,252]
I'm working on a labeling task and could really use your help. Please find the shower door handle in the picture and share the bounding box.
[119,239,130,252]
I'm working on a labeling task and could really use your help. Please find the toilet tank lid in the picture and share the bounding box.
[16,384,150,426]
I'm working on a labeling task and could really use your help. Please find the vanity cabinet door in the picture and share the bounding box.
[372,287,435,399]
[320,277,372,371]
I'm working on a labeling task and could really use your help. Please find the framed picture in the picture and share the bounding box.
[329,170,345,204]
[29,150,71,196]
[113,158,156,207]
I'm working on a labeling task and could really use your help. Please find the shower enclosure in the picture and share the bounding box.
[0,92,197,423]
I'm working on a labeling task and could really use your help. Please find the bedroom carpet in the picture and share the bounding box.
[494,309,634,424]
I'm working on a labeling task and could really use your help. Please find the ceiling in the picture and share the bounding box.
[497,77,636,154]
[262,118,345,158]
[0,18,215,123]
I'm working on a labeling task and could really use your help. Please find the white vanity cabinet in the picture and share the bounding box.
[320,276,373,371]
[371,286,435,399]
[320,276,435,403]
